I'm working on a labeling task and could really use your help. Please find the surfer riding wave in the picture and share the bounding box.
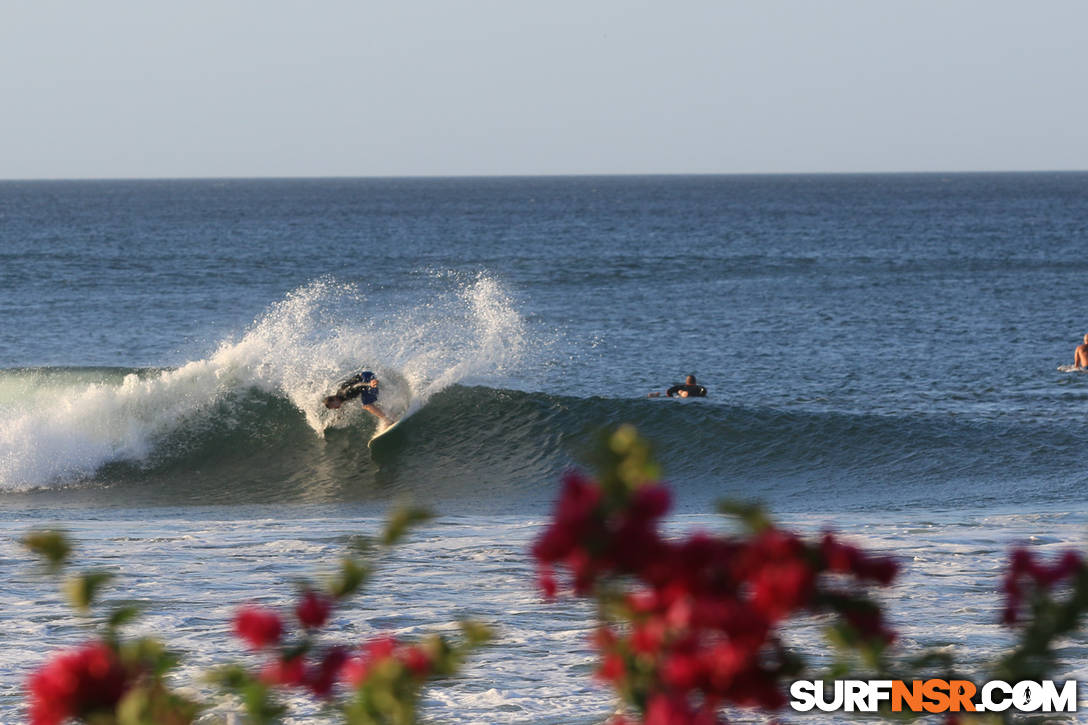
[324,371,394,425]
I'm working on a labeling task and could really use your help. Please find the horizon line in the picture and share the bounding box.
[1,168,1087,183]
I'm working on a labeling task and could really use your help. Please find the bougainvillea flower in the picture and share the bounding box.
[27,641,129,725]
[296,589,334,629]
[233,605,284,650]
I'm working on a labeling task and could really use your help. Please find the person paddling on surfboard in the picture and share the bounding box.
[648,374,708,398]
[324,371,394,425]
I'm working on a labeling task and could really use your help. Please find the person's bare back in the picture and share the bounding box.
[1075,335,1088,368]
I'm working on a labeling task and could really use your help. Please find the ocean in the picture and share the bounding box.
[2,173,1087,722]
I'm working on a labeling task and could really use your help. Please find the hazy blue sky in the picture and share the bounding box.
[2,1,1086,178]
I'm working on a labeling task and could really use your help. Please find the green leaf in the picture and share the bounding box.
[208,666,285,723]
[242,681,287,724]
[828,660,852,679]
[778,649,806,678]
[117,684,204,725]
[381,506,434,547]
[206,663,252,690]
[345,534,378,557]
[107,604,143,631]
[717,499,774,533]
[22,529,72,571]
[330,557,371,600]
[64,570,114,611]
[120,637,181,678]
[282,640,312,663]
[603,425,661,490]
[458,620,494,648]
[907,649,957,673]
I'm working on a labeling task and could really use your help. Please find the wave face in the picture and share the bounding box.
[0,276,528,495]
[3,359,1082,513]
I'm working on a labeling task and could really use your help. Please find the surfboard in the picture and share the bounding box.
[1058,364,1086,373]
[369,417,404,445]
[367,398,424,449]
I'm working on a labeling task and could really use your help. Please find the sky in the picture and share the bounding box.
[2,1,1087,179]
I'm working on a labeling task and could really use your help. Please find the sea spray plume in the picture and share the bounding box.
[207,277,373,434]
[0,273,531,488]
[303,272,529,434]
[207,273,528,434]
[413,272,528,398]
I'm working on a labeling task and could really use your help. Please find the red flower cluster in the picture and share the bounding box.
[261,646,350,698]
[341,635,435,687]
[1002,547,1085,625]
[296,589,334,629]
[233,590,334,651]
[533,469,900,724]
[533,471,670,595]
[255,633,436,704]
[233,605,284,649]
[27,641,131,725]
[22,514,475,725]
[231,592,349,699]
[231,588,438,704]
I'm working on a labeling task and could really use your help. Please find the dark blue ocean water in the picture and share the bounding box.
[2,173,1088,513]
[5,174,1088,724]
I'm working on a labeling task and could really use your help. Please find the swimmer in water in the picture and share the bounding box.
[1075,335,1088,369]
[648,374,708,398]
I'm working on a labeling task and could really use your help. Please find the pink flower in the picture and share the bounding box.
[366,635,398,661]
[597,653,626,683]
[400,645,433,677]
[296,590,333,629]
[1002,547,1085,625]
[533,461,908,722]
[537,564,558,599]
[341,657,369,688]
[341,636,432,689]
[645,694,698,725]
[308,647,348,698]
[261,655,307,687]
[343,635,397,687]
[531,472,603,565]
[842,607,896,645]
[662,652,701,691]
[821,534,899,585]
[630,484,671,521]
[233,605,283,650]
[630,621,666,654]
[701,641,746,691]
[750,559,813,622]
[27,641,129,725]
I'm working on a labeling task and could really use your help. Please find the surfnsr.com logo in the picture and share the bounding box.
[790,679,1078,714]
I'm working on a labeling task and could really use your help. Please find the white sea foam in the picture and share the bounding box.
[0,274,528,490]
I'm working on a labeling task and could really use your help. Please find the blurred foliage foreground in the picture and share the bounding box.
[19,425,1088,724]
